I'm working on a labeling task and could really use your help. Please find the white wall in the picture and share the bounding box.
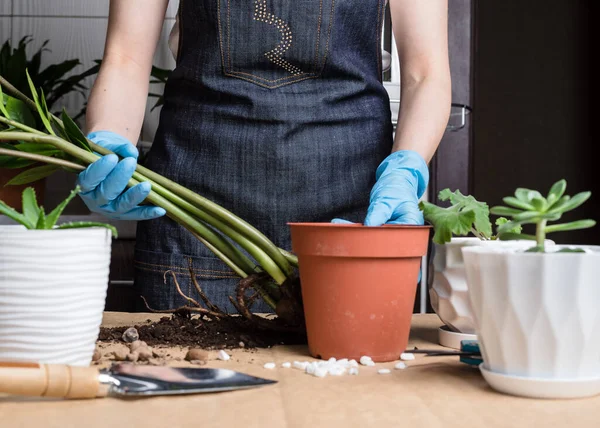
[0,0,179,142]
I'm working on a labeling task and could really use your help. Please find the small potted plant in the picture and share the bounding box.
[462,180,598,399]
[0,187,115,366]
[419,190,537,349]
[0,36,98,208]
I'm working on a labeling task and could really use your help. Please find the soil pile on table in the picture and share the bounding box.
[98,314,307,349]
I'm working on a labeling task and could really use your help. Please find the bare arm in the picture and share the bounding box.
[85,0,170,144]
[389,0,451,162]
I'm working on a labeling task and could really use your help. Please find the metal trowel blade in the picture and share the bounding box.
[101,364,277,397]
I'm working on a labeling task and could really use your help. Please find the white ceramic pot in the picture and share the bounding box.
[463,245,600,398]
[431,238,552,335]
[0,226,112,366]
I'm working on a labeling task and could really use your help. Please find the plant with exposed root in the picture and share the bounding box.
[0,72,304,331]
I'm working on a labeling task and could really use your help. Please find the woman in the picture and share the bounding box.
[79,0,451,312]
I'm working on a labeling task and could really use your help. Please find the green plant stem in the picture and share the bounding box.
[0,78,295,279]
[0,115,46,135]
[0,148,84,170]
[0,75,38,113]
[0,131,260,278]
[537,220,547,250]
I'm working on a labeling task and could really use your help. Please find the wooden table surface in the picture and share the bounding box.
[1,313,598,428]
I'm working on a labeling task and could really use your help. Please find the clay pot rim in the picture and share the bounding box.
[288,222,432,230]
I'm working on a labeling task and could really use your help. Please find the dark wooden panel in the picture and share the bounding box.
[105,239,137,312]
[472,0,596,245]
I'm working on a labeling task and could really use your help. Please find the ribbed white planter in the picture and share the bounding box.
[431,239,554,341]
[0,226,112,366]
[463,245,600,398]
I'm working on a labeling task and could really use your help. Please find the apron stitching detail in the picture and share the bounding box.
[226,69,315,83]
[320,0,336,71]
[136,265,239,279]
[223,72,317,89]
[217,0,227,74]
[376,0,384,79]
[314,0,324,70]
[135,260,235,274]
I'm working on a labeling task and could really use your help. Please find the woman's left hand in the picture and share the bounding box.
[333,150,429,226]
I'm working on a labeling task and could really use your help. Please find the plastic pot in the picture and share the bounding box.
[289,223,430,362]
[463,245,600,399]
[0,226,112,366]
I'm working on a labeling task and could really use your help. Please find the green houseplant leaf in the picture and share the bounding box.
[491,179,596,252]
[6,164,59,185]
[21,187,41,226]
[45,186,80,228]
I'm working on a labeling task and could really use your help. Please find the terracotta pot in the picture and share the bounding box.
[289,223,431,362]
[0,168,46,209]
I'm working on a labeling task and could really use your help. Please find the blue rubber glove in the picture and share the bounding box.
[332,150,429,284]
[77,131,166,220]
[333,150,429,226]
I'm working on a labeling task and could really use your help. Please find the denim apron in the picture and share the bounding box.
[134,0,393,312]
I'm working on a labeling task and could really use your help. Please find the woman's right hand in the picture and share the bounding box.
[77,131,166,221]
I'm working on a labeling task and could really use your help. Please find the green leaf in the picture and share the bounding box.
[420,200,476,244]
[490,206,522,217]
[557,248,586,253]
[530,196,548,212]
[545,220,596,233]
[548,191,591,215]
[495,217,523,235]
[21,187,41,226]
[13,142,61,156]
[0,84,9,117]
[498,232,536,241]
[502,196,533,211]
[35,209,47,229]
[61,109,92,152]
[6,164,59,186]
[26,69,55,135]
[4,95,36,127]
[525,245,546,253]
[0,199,34,229]
[56,221,118,238]
[546,179,567,207]
[511,211,561,224]
[45,186,81,228]
[497,220,523,235]
[515,188,543,203]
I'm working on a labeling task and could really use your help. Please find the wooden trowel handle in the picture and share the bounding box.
[0,362,103,399]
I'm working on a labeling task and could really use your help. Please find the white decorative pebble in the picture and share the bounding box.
[328,366,346,376]
[282,362,291,368]
[400,353,415,361]
[338,358,348,365]
[359,356,373,366]
[378,369,391,375]
[217,350,230,361]
[314,367,328,378]
[349,367,359,375]
[306,363,317,375]
[349,359,359,367]
[293,361,309,370]
[394,362,407,370]
[328,357,337,363]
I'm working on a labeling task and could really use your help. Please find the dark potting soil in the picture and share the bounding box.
[98,314,307,350]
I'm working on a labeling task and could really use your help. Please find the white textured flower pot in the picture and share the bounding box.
[430,238,553,347]
[463,245,600,398]
[0,226,112,366]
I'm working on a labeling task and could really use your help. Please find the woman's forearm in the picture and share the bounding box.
[85,0,169,144]
[392,75,451,162]
[85,55,151,145]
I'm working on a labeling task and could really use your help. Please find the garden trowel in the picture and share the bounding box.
[0,361,276,399]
